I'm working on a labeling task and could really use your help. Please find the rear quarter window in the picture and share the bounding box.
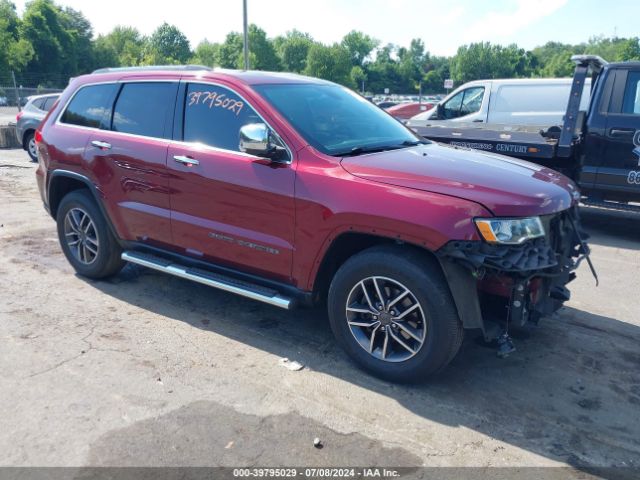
[42,96,58,112]
[60,84,118,129]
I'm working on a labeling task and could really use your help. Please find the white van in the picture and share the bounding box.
[406,78,591,128]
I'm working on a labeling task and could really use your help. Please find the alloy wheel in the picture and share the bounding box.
[345,276,427,362]
[63,207,100,265]
[28,137,38,161]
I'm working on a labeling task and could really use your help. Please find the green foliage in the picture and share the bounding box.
[191,40,219,67]
[20,0,76,85]
[350,65,367,91]
[94,26,145,67]
[0,0,34,79]
[304,43,352,86]
[278,30,315,73]
[2,0,640,95]
[450,42,535,84]
[341,30,378,67]
[218,32,243,68]
[144,22,191,65]
[241,25,281,71]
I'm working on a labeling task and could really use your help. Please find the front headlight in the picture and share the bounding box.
[474,217,545,244]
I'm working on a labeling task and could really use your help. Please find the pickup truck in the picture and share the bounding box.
[411,55,640,213]
[35,66,593,382]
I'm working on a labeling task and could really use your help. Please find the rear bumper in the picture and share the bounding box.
[437,207,590,339]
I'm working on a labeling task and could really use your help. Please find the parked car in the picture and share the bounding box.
[385,102,435,121]
[34,66,590,382]
[0,96,8,106]
[407,78,591,128]
[15,93,60,161]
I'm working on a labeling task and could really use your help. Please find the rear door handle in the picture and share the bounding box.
[173,155,199,166]
[91,140,111,150]
[609,128,634,137]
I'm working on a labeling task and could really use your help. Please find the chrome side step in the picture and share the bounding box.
[121,251,293,310]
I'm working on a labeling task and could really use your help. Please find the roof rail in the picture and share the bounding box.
[92,65,213,74]
[571,55,608,71]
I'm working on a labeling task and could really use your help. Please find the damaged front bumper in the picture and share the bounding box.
[436,207,596,342]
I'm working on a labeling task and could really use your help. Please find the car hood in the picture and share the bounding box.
[408,107,436,122]
[340,142,578,217]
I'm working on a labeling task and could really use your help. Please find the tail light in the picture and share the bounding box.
[35,129,43,144]
[16,111,23,122]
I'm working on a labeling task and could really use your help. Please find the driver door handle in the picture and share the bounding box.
[610,128,634,137]
[173,155,199,166]
[91,140,111,150]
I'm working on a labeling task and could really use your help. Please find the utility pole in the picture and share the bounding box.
[242,0,249,70]
[11,71,20,112]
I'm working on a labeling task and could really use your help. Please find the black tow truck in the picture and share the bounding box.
[411,55,640,212]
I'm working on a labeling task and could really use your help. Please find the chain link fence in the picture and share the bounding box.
[0,72,68,109]
[0,86,64,108]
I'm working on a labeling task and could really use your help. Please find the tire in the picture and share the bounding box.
[56,190,124,279]
[328,245,463,383]
[24,131,38,162]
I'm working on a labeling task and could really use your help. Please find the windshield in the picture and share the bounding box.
[254,83,424,156]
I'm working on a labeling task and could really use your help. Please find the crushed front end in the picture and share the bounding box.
[436,207,596,355]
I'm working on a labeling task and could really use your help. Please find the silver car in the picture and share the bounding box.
[15,93,59,161]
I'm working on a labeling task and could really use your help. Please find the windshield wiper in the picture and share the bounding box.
[334,139,427,157]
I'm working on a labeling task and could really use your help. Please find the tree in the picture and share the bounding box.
[20,0,75,86]
[618,38,640,62]
[0,0,34,80]
[60,7,94,72]
[144,22,191,65]
[341,30,378,67]
[191,40,219,67]
[94,26,145,68]
[304,43,352,86]
[218,32,243,68]
[240,24,280,71]
[278,30,314,73]
[350,65,367,92]
[449,42,533,85]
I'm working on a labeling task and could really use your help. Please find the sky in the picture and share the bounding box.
[12,0,640,57]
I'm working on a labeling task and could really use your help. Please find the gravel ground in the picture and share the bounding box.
[0,148,639,477]
[0,106,18,126]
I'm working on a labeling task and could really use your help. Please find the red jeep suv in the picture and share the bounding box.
[35,66,591,382]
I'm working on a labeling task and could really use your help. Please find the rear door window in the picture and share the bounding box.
[182,82,262,152]
[112,82,177,138]
[622,71,640,115]
[60,84,118,129]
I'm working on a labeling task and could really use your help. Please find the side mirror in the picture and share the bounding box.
[239,123,271,157]
[239,123,289,163]
[436,103,444,120]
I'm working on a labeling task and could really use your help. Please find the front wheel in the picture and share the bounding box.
[328,245,463,383]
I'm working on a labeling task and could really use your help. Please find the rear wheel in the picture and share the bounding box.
[25,131,37,162]
[56,190,124,279]
[328,245,463,383]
